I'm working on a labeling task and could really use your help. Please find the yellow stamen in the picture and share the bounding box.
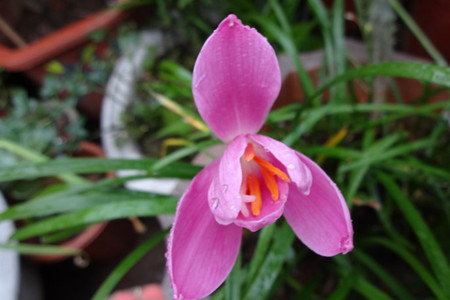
[244,143,255,162]
[260,168,279,201]
[253,156,291,183]
[247,174,262,216]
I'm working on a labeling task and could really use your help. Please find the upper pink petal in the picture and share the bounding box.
[208,135,247,225]
[167,160,242,300]
[283,152,354,257]
[248,134,312,194]
[193,14,281,142]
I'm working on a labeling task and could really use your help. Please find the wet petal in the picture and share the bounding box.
[208,135,247,224]
[283,153,354,257]
[193,14,281,142]
[167,160,242,300]
[248,134,312,194]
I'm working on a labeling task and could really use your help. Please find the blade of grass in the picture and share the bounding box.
[312,62,450,101]
[354,277,394,300]
[0,158,202,182]
[269,0,291,34]
[331,0,346,102]
[340,138,432,172]
[363,237,446,300]
[386,158,450,180]
[388,0,447,66]
[377,172,450,297]
[327,269,357,300]
[225,252,242,300]
[352,249,415,300]
[0,191,172,221]
[243,221,295,300]
[283,100,450,145]
[11,198,177,240]
[92,229,169,300]
[0,139,85,185]
[0,242,81,256]
[246,223,276,285]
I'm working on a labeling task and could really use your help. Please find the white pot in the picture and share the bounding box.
[101,31,179,229]
[0,192,19,300]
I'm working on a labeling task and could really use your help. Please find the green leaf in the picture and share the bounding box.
[340,138,431,173]
[313,62,450,101]
[354,277,394,300]
[0,158,202,182]
[352,249,415,300]
[0,191,171,221]
[377,172,450,297]
[11,198,177,240]
[0,242,81,256]
[327,269,357,300]
[246,223,276,285]
[363,237,446,300]
[283,101,450,146]
[92,229,169,300]
[225,252,242,300]
[387,158,450,180]
[388,0,447,66]
[243,221,295,300]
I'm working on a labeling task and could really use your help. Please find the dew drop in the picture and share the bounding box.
[222,184,228,193]
[287,164,295,170]
[212,197,219,209]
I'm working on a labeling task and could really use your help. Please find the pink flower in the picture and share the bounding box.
[166,14,353,300]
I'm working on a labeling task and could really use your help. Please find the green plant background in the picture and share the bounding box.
[1,0,449,299]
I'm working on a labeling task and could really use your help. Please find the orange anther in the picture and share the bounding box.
[244,143,255,162]
[253,156,291,183]
[247,174,262,216]
[260,168,279,201]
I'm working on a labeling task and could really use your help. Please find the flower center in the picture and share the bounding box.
[240,143,291,217]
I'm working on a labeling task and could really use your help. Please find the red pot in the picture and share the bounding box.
[404,0,450,63]
[0,1,129,72]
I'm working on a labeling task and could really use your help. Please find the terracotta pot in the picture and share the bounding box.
[0,1,129,72]
[276,39,448,106]
[404,0,450,63]
[26,141,112,263]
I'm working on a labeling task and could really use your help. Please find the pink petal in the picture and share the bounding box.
[167,160,242,300]
[283,153,353,257]
[193,14,281,142]
[248,134,312,194]
[208,135,247,225]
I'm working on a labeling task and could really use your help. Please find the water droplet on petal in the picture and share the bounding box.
[222,184,228,193]
[287,164,295,170]
[340,236,354,254]
[212,197,219,209]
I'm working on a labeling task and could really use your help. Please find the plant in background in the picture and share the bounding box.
[0,1,450,300]
[0,88,86,200]
[0,89,86,163]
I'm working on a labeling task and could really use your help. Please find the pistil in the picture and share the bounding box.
[241,143,291,217]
